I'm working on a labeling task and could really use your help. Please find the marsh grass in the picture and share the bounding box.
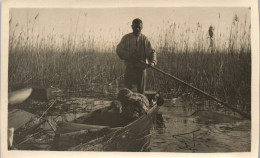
[8,13,251,112]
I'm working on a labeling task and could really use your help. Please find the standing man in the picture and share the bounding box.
[116,18,157,94]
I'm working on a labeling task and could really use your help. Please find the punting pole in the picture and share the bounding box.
[139,60,251,120]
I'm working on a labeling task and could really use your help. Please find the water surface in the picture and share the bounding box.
[147,98,251,152]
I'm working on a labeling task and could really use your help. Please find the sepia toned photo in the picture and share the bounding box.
[1,0,259,158]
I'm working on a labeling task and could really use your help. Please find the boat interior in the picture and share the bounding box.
[55,91,164,134]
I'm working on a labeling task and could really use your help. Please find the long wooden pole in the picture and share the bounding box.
[140,61,251,120]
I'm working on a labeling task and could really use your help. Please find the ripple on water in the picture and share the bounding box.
[148,99,251,152]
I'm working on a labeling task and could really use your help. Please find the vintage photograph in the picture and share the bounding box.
[5,5,254,154]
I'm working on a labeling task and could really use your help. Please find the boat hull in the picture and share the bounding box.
[54,105,159,151]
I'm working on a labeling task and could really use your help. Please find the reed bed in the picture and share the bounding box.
[8,13,251,112]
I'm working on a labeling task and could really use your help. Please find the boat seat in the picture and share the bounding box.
[56,121,110,134]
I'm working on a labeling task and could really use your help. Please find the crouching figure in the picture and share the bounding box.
[110,88,151,121]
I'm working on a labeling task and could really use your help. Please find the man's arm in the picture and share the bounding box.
[145,39,157,66]
[116,36,129,60]
[149,49,157,66]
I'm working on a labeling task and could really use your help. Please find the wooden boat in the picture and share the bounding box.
[52,92,163,151]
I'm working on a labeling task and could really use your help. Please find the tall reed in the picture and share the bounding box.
[8,13,251,112]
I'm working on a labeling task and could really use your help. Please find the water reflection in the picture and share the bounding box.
[148,98,251,152]
[155,113,165,130]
